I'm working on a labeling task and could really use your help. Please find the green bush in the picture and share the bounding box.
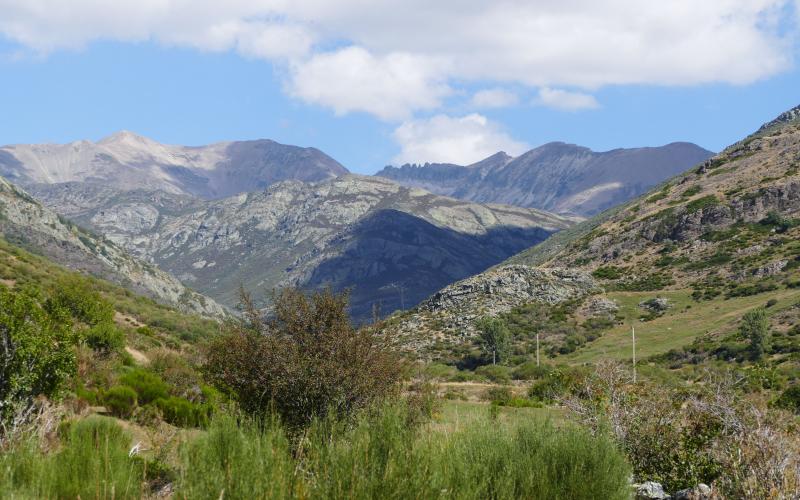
[774,385,800,413]
[0,285,76,429]
[84,321,125,353]
[685,195,719,214]
[103,386,138,418]
[154,397,210,428]
[512,361,552,381]
[475,364,512,383]
[592,266,624,280]
[46,276,114,326]
[119,368,169,405]
[529,367,588,403]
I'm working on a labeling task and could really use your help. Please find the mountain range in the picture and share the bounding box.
[0,131,347,199]
[376,142,713,216]
[0,131,714,319]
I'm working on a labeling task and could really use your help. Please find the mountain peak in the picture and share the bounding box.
[98,130,154,146]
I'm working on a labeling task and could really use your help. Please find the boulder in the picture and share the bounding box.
[673,484,712,500]
[634,481,670,499]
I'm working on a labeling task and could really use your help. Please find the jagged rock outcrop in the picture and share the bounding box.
[387,265,597,354]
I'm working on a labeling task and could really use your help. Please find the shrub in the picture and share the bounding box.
[685,195,719,214]
[512,361,552,381]
[84,321,124,354]
[118,369,169,405]
[774,385,800,413]
[204,288,404,430]
[592,266,624,280]
[154,397,210,428]
[0,285,76,432]
[483,386,513,405]
[46,276,114,326]
[103,386,138,418]
[474,364,512,383]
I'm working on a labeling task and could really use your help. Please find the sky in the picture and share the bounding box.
[0,1,799,174]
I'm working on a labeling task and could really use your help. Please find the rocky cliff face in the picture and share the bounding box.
[29,175,577,319]
[1,131,348,199]
[376,142,713,216]
[0,176,225,317]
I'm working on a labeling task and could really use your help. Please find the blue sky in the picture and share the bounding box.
[0,1,798,174]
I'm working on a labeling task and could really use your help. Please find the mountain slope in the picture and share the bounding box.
[376,142,713,216]
[0,176,225,317]
[389,105,800,360]
[29,175,577,319]
[0,132,348,199]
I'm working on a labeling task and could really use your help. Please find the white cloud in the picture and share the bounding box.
[288,47,450,121]
[470,89,519,109]
[0,0,797,119]
[535,88,600,111]
[392,114,528,165]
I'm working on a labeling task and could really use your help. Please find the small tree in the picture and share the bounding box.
[475,317,511,365]
[204,287,404,430]
[0,285,76,434]
[740,308,769,361]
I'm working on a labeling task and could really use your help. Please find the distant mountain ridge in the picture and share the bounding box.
[376,142,713,216]
[30,175,577,319]
[0,131,348,199]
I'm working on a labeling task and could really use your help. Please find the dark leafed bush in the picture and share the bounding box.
[103,386,138,418]
[774,385,800,413]
[592,265,624,280]
[204,287,404,430]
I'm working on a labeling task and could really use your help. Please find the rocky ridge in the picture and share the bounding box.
[1,131,348,199]
[0,176,225,317]
[30,175,578,318]
[376,142,712,216]
[387,265,597,355]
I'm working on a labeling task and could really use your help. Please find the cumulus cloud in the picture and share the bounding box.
[470,89,519,109]
[535,88,600,111]
[288,47,450,120]
[0,0,797,119]
[392,114,528,165]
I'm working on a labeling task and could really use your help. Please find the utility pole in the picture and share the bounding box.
[535,332,540,367]
[632,325,637,384]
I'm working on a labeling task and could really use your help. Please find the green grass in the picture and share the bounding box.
[0,416,144,499]
[432,400,565,434]
[1,403,630,500]
[563,288,800,364]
